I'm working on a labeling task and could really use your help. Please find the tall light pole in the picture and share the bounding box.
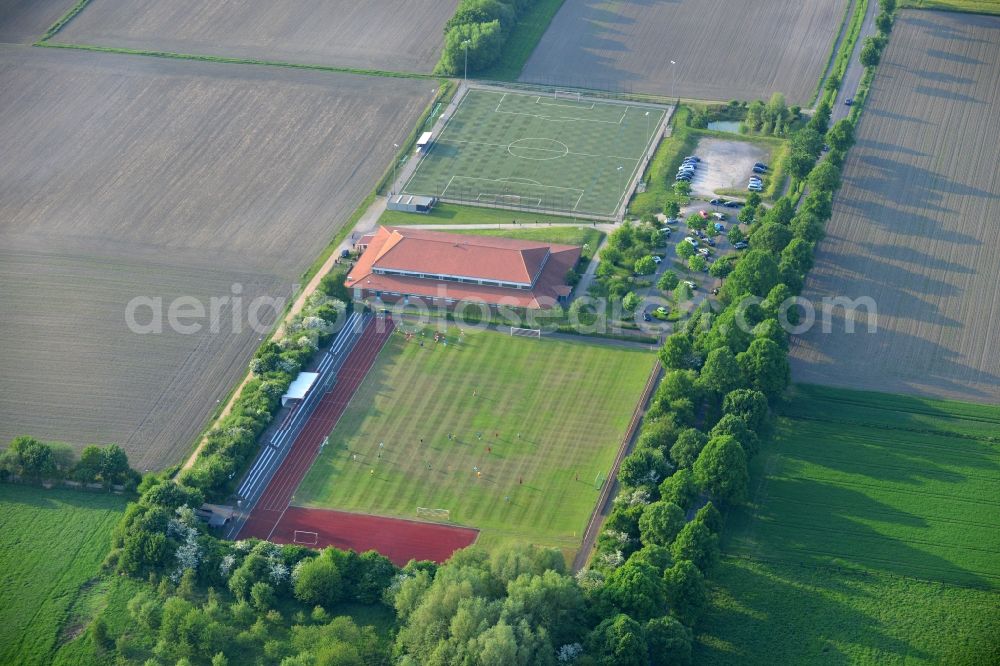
[617,164,624,218]
[670,60,677,103]
[644,110,650,141]
[462,40,471,84]
[390,143,399,196]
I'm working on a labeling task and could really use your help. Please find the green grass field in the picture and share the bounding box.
[697,385,1000,663]
[0,484,126,666]
[379,201,593,226]
[294,328,655,552]
[402,87,667,217]
[697,559,1000,664]
[902,0,1000,15]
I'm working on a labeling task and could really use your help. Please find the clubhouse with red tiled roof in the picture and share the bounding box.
[345,227,581,310]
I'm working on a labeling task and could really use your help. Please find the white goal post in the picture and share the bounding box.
[510,327,542,338]
[553,89,582,102]
[293,530,318,545]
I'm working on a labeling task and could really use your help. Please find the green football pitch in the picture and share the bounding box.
[401,87,668,218]
[293,326,655,553]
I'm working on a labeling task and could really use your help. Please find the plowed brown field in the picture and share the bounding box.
[790,11,1000,403]
[52,0,458,73]
[519,0,847,103]
[0,45,429,469]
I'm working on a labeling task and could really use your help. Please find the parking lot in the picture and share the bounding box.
[687,137,771,198]
[635,200,749,326]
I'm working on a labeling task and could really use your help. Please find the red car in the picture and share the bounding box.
[699,210,708,219]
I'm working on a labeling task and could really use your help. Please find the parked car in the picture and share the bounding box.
[710,198,725,205]
[695,230,707,239]
[643,312,652,322]
[723,200,742,208]
[685,236,698,246]
[684,281,697,289]
[714,222,725,232]
[676,173,692,181]
[733,241,749,249]
[652,255,662,264]
[665,218,680,225]
[752,165,767,174]
[684,155,700,162]
[698,248,711,257]
[845,98,853,106]
[753,162,768,170]
[748,184,763,192]
[711,212,726,220]
[705,238,716,246]
[699,210,709,219]
[655,306,669,316]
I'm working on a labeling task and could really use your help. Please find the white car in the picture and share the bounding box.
[684,236,698,246]
[698,248,711,256]
[711,212,726,220]
[652,255,663,264]
[684,280,697,289]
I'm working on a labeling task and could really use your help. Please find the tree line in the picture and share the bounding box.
[0,436,139,489]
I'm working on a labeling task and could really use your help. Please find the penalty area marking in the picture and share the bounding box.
[442,174,583,199]
[293,530,318,545]
[534,95,596,110]
[478,193,543,207]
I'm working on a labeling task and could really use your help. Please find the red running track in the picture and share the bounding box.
[269,506,479,566]
[238,315,395,542]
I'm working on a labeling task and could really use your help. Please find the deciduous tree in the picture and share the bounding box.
[692,435,749,505]
[639,501,686,547]
[736,338,790,399]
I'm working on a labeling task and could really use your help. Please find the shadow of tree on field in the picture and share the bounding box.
[790,315,1000,404]
[857,242,974,275]
[926,48,984,66]
[0,483,125,511]
[910,68,976,87]
[914,85,984,105]
[863,105,931,126]
[693,556,934,665]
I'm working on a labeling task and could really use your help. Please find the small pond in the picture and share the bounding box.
[707,120,742,133]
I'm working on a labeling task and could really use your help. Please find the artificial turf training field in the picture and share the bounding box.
[401,87,667,218]
[697,384,1000,664]
[0,484,126,666]
[293,327,655,553]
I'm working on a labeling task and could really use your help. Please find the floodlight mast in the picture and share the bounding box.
[462,40,471,83]
[392,143,399,195]
[670,60,677,102]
